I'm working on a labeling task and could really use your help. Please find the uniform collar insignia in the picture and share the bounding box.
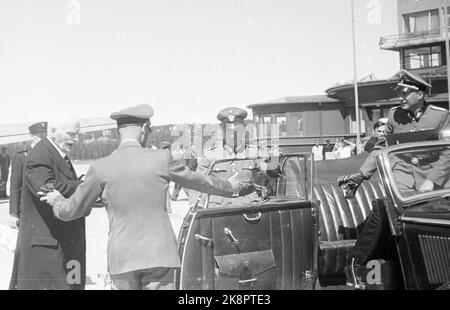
[410,103,428,121]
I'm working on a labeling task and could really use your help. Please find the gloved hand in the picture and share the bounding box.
[238,182,259,196]
[229,172,254,197]
[337,173,365,198]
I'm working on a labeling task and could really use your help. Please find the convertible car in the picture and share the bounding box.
[174,141,450,290]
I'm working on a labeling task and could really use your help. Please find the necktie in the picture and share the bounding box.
[64,156,77,179]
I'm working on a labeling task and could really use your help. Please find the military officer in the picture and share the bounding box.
[338,69,450,287]
[190,107,279,208]
[339,69,449,196]
[9,121,47,229]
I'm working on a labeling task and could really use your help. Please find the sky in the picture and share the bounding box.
[0,0,399,126]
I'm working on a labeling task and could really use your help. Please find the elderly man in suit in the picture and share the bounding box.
[40,104,251,290]
[14,114,85,290]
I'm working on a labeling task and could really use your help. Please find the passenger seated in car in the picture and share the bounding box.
[337,69,450,287]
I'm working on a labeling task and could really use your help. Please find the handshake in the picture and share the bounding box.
[38,183,64,207]
[228,172,268,198]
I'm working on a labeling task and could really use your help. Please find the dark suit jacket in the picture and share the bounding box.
[12,137,84,290]
[9,150,27,217]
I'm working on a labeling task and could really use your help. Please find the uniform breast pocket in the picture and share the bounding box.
[30,235,59,248]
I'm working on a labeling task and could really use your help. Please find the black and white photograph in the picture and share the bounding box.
[0,0,449,294]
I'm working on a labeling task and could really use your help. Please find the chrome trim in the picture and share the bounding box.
[179,212,198,288]
[376,141,450,208]
[418,235,450,285]
[400,216,450,227]
[195,234,215,242]
[238,278,258,284]
[243,212,262,222]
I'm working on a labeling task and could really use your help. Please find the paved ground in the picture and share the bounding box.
[0,162,190,290]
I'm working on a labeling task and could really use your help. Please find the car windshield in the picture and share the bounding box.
[203,154,312,208]
[388,144,450,199]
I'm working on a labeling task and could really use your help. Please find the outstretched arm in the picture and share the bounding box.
[40,164,102,221]
[169,159,240,197]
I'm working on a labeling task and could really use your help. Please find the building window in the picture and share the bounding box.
[261,115,271,124]
[403,9,439,34]
[258,115,272,137]
[275,115,287,137]
[404,46,442,69]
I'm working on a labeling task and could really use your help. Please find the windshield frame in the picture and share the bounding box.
[199,153,314,209]
[376,140,450,208]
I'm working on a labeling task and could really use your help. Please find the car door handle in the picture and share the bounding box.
[238,278,258,285]
[195,234,214,243]
[224,227,239,245]
[243,212,262,223]
[212,169,227,173]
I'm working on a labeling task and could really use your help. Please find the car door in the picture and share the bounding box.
[176,154,319,290]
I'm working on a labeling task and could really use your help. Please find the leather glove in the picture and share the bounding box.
[337,173,365,198]
[238,182,258,196]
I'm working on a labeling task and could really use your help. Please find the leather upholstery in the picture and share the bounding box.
[314,181,385,283]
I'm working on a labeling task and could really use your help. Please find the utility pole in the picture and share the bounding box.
[351,0,361,148]
[444,0,450,109]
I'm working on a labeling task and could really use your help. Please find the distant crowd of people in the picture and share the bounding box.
[311,118,388,161]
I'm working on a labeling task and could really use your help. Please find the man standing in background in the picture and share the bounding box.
[322,139,334,160]
[0,146,11,198]
[8,121,47,290]
[9,122,48,229]
[311,140,323,161]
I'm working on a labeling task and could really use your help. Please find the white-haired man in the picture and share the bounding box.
[13,114,86,290]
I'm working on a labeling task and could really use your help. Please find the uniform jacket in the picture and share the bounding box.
[13,137,84,290]
[189,142,273,207]
[9,150,28,217]
[359,104,450,186]
[51,140,236,275]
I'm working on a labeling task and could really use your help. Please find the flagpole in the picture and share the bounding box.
[351,0,361,149]
[444,0,450,109]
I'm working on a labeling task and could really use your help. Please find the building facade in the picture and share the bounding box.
[248,95,362,153]
[248,0,449,153]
